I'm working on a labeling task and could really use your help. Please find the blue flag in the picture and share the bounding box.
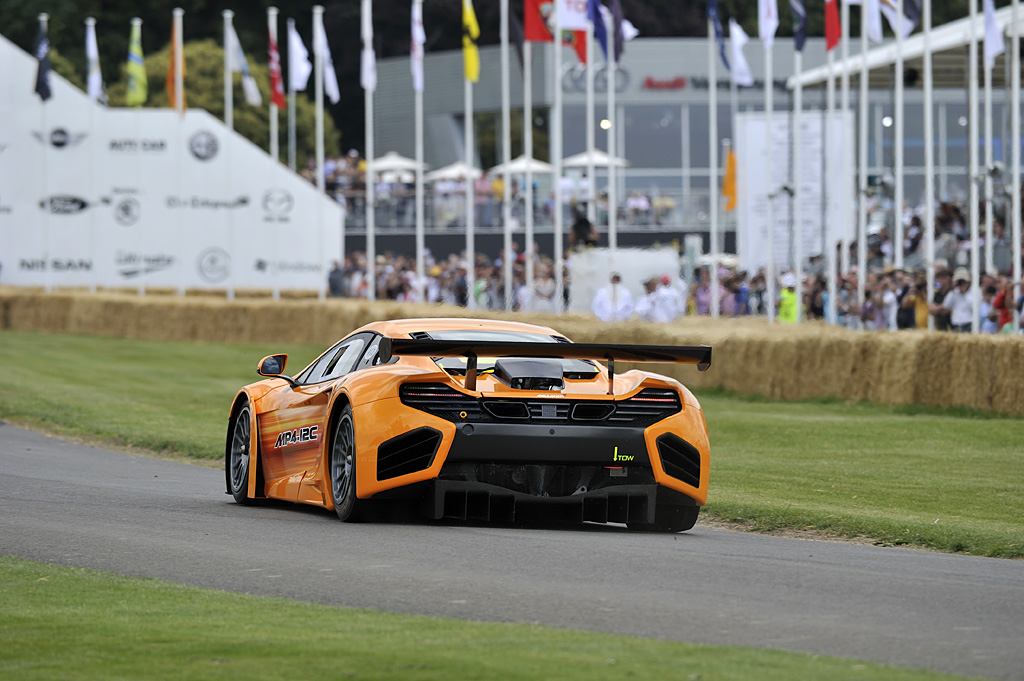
[790,0,807,52]
[587,0,608,61]
[707,0,730,70]
[33,20,51,101]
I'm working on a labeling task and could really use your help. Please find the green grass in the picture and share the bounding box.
[0,555,985,681]
[1,329,1022,557]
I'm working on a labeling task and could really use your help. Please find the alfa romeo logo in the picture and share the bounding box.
[189,131,218,161]
[197,247,230,283]
[115,198,141,226]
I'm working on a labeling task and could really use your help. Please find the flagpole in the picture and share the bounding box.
[764,26,775,322]
[708,17,720,319]
[857,0,869,323]
[39,13,51,294]
[224,11,233,131]
[1012,0,1021,332]
[608,13,618,255]
[984,18,994,279]
[553,5,564,313]
[287,18,297,171]
[130,16,145,297]
[313,5,326,301]
[894,0,905,270]
[413,0,425,303]
[826,46,837,324]
[465,75,476,309]
[924,0,935,329]
[173,8,187,297]
[363,0,376,302]
[840,0,851,278]
[501,0,513,311]
[585,21,596,227]
[794,48,803,323]
[85,16,98,294]
[969,0,980,333]
[524,40,535,305]
[269,8,280,163]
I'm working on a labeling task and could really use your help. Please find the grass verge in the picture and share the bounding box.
[0,555,984,681]
[1,330,1021,557]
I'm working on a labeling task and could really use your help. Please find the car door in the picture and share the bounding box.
[257,333,373,498]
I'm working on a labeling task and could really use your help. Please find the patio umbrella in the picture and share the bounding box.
[424,160,482,182]
[561,149,630,168]
[372,151,426,172]
[489,154,554,175]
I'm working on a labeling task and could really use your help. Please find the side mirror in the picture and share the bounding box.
[258,354,288,376]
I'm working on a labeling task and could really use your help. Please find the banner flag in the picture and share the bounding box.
[86,20,104,103]
[560,0,589,31]
[791,0,807,51]
[825,0,841,51]
[759,0,779,49]
[287,23,312,92]
[879,0,914,39]
[984,0,1005,70]
[411,1,426,92]
[729,19,754,87]
[226,22,262,106]
[707,0,730,70]
[34,19,51,101]
[463,0,480,83]
[313,11,340,103]
[126,20,147,106]
[268,26,286,108]
[587,0,608,60]
[723,148,738,212]
[166,21,186,110]
[361,0,378,91]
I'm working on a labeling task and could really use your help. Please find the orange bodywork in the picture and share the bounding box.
[227,318,711,517]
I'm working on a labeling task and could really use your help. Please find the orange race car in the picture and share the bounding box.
[225,318,712,532]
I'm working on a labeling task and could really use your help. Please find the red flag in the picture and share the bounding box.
[268,29,285,109]
[567,30,586,63]
[824,0,841,51]
[524,0,586,62]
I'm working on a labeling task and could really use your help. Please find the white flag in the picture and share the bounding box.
[758,0,779,49]
[287,22,312,91]
[313,10,340,103]
[729,19,754,87]
[984,0,1005,70]
[361,0,377,92]
[226,22,262,106]
[879,1,914,39]
[411,2,426,92]
[865,0,883,43]
[559,0,588,31]
[85,20,104,104]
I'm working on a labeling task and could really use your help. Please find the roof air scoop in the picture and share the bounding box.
[493,358,564,391]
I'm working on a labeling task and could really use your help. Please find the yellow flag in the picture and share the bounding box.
[165,22,186,111]
[723,148,737,212]
[125,21,147,107]
[462,0,480,83]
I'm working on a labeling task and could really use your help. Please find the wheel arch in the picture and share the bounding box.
[322,391,354,509]
[224,390,263,499]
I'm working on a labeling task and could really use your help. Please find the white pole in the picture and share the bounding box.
[414,0,425,304]
[857,1,869,320]
[131,17,144,297]
[501,0,513,310]
[287,17,297,171]
[765,29,775,321]
[223,10,233,131]
[465,78,476,309]
[313,5,326,301]
[939,105,948,199]
[984,31,995,278]
[1013,0,1021,331]
[969,0,980,332]
[585,21,596,226]
[553,8,564,312]
[608,40,618,254]
[86,16,98,294]
[524,41,535,302]
[795,49,804,323]
[681,104,691,220]
[174,8,187,297]
[39,13,51,294]
[924,0,936,329]
[840,0,851,277]
[708,18,720,319]
[826,46,837,323]
[363,0,376,302]
[269,8,280,163]
[895,0,905,269]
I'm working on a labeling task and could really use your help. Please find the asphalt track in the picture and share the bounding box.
[2,424,1022,680]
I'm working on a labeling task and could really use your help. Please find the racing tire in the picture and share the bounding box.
[628,505,699,533]
[228,405,254,505]
[330,405,363,522]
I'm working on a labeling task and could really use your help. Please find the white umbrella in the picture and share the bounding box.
[380,170,414,183]
[372,150,425,172]
[424,160,482,182]
[489,154,554,175]
[562,149,630,168]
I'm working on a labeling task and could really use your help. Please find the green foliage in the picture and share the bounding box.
[101,39,340,164]
[0,555,982,681]
[48,47,84,90]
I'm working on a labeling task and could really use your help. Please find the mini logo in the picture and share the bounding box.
[262,189,294,221]
[33,128,87,148]
[115,198,141,225]
[39,195,90,214]
[197,247,231,283]
[189,131,218,161]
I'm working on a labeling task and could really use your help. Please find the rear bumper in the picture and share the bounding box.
[446,421,649,467]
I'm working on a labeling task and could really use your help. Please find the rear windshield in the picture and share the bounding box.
[424,330,598,376]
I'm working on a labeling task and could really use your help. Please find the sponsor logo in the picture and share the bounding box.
[274,425,319,449]
[109,138,167,153]
[115,197,141,225]
[116,251,175,279]
[262,189,294,222]
[197,248,231,283]
[19,259,93,272]
[33,128,87,148]
[254,260,321,273]
[642,76,689,91]
[612,446,634,463]
[39,195,92,215]
[166,195,249,210]
[562,64,630,94]
[189,130,218,161]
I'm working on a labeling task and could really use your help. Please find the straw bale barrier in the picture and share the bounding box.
[3,288,1023,415]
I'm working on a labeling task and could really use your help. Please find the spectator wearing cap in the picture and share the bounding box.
[941,268,974,332]
[655,274,685,321]
[634,278,660,322]
[778,272,798,323]
[591,272,634,322]
[929,268,953,331]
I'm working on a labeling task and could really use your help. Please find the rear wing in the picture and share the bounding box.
[378,337,711,392]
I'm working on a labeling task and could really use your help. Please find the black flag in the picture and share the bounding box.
[33,19,51,101]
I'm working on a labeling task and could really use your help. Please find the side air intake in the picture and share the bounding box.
[655,433,701,488]
[376,427,442,481]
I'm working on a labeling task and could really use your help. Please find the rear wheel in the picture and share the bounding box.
[330,405,363,522]
[628,505,699,533]
[228,405,253,505]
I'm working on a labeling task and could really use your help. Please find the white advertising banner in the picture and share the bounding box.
[734,110,854,274]
[0,33,341,292]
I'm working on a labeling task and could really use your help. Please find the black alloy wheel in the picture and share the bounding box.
[229,405,253,505]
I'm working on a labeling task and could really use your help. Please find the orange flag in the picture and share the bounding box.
[166,21,186,112]
[723,148,737,212]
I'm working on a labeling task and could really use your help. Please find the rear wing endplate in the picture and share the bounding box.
[379,337,711,392]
